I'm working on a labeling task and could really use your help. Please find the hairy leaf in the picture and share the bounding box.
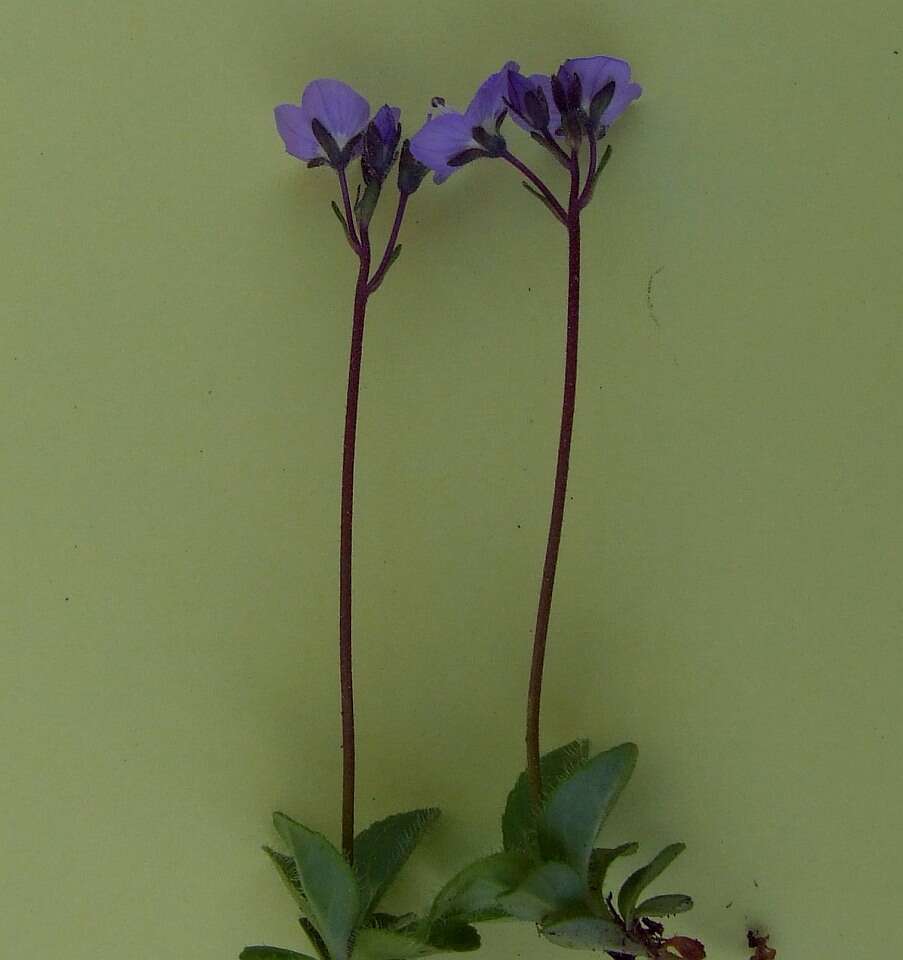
[539,743,638,877]
[263,845,309,913]
[273,812,359,960]
[635,893,693,918]
[430,851,532,924]
[540,914,638,953]
[502,739,589,857]
[353,808,440,921]
[587,842,639,898]
[422,919,481,953]
[497,861,587,922]
[618,843,686,925]
[352,928,434,960]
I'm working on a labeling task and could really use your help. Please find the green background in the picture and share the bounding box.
[3,1,901,957]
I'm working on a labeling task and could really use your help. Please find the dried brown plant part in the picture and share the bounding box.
[747,929,777,960]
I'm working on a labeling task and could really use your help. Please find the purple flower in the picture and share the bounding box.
[506,71,554,135]
[508,57,641,141]
[362,104,402,184]
[275,78,370,169]
[409,60,519,183]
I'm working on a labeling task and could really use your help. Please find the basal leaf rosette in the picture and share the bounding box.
[429,741,703,959]
[242,809,480,960]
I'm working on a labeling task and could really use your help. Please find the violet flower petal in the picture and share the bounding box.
[300,78,370,149]
[464,59,520,129]
[409,111,475,183]
[562,56,642,127]
[409,60,518,183]
[274,103,321,161]
[373,104,401,144]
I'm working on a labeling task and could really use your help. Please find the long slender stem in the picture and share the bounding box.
[367,192,408,294]
[339,226,371,861]
[501,149,567,223]
[525,152,582,810]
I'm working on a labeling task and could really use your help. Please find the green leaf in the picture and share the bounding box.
[496,861,587,922]
[386,244,402,269]
[331,201,351,243]
[352,928,434,960]
[422,920,481,953]
[540,914,638,953]
[581,145,614,208]
[263,845,309,912]
[617,843,686,925]
[352,920,480,960]
[502,739,589,857]
[587,842,639,898]
[299,917,330,960]
[634,893,693,918]
[353,808,440,921]
[274,812,360,960]
[240,948,318,960]
[539,743,638,878]
[430,851,532,924]
[520,181,566,224]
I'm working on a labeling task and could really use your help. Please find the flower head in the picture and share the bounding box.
[409,60,519,183]
[508,57,641,143]
[275,79,370,169]
[561,56,642,136]
[362,104,402,185]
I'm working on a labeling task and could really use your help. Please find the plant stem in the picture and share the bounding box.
[525,152,581,810]
[367,192,408,294]
[501,149,567,223]
[339,226,371,861]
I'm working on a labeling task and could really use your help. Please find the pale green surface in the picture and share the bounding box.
[2,1,902,957]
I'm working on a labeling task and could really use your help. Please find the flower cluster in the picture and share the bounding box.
[273,56,641,205]
[409,57,641,180]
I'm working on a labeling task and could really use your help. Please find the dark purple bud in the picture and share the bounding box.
[588,80,616,135]
[397,139,429,194]
[506,71,551,134]
[551,64,587,146]
[362,104,402,185]
[471,125,506,157]
[310,117,343,167]
[524,87,550,131]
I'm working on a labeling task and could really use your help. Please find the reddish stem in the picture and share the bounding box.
[339,226,371,861]
[368,192,408,294]
[502,149,567,223]
[525,152,581,809]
